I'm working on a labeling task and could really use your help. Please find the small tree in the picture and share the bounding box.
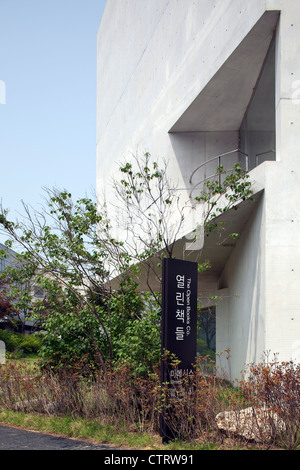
[0,154,253,373]
[113,153,253,296]
[112,153,189,302]
[0,190,153,370]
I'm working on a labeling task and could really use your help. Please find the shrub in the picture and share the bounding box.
[0,353,299,449]
[239,355,300,449]
[19,334,42,355]
[0,330,22,352]
[0,330,42,355]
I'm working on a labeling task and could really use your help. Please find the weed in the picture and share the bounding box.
[0,353,299,450]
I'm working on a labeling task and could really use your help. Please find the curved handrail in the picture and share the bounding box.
[189,149,248,199]
[189,149,248,184]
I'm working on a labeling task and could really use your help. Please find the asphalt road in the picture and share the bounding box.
[0,424,118,450]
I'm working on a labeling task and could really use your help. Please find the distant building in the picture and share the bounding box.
[96,0,300,380]
[0,243,38,334]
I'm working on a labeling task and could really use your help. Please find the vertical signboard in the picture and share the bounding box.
[160,258,198,443]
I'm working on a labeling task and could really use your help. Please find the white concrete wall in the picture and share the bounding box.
[218,162,300,380]
[264,1,300,365]
[97,0,268,192]
[97,0,300,379]
[263,1,300,362]
[217,166,267,381]
[216,0,300,379]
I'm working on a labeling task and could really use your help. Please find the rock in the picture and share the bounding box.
[215,407,285,442]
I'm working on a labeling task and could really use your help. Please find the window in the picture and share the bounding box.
[34,288,44,299]
[197,306,216,359]
[0,258,6,272]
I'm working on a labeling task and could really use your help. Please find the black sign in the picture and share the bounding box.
[160,258,198,443]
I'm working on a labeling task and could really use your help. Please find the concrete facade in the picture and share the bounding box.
[97,0,300,380]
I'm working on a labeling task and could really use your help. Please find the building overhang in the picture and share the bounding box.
[169,11,279,133]
[173,190,264,288]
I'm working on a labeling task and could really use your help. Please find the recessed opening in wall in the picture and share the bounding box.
[169,12,279,195]
[239,36,276,170]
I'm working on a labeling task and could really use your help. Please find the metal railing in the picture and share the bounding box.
[255,149,275,166]
[189,149,249,199]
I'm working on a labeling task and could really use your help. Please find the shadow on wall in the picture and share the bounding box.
[169,131,240,200]
[218,193,265,370]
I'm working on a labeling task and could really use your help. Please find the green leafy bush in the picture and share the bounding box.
[0,330,22,352]
[0,329,42,355]
[19,334,43,355]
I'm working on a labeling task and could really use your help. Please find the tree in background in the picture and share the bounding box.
[0,189,158,372]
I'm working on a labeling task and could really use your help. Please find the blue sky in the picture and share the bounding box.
[0,0,107,231]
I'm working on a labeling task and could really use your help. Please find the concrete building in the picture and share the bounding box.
[96,0,300,380]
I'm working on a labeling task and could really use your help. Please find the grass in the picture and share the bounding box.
[1,355,296,450]
[1,355,217,450]
[0,409,218,450]
[5,354,41,369]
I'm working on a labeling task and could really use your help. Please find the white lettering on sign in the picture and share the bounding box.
[175,326,184,341]
[174,274,195,341]
[176,274,185,288]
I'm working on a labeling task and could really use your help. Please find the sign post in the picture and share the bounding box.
[160,258,198,443]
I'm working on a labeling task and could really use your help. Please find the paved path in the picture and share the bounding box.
[0,424,118,450]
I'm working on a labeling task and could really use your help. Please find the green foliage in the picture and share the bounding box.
[0,329,21,352]
[115,305,161,375]
[0,329,42,355]
[19,334,42,355]
[195,163,253,230]
[0,190,119,368]
[0,153,253,375]
[115,152,187,264]
[0,197,160,372]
